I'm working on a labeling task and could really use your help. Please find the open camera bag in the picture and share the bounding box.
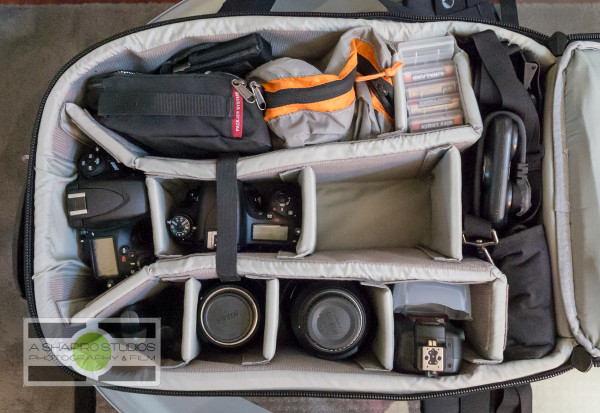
[16,0,600,410]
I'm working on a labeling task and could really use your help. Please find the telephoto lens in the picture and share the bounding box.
[289,281,372,360]
[197,281,263,349]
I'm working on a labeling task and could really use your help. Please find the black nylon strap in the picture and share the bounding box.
[460,390,491,413]
[497,385,532,413]
[463,214,494,240]
[98,92,232,117]
[499,0,519,26]
[470,31,540,155]
[216,154,240,282]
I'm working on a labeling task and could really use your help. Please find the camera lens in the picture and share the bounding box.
[290,282,370,360]
[198,285,261,349]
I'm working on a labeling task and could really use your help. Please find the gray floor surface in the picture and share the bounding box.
[0,3,599,412]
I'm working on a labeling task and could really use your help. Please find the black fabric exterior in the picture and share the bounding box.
[460,391,492,413]
[215,0,499,20]
[379,0,498,20]
[216,155,240,282]
[74,386,96,413]
[264,67,357,108]
[159,33,273,77]
[499,0,519,26]
[422,395,460,413]
[218,0,276,13]
[421,385,531,413]
[85,72,271,159]
[13,183,27,299]
[490,226,555,360]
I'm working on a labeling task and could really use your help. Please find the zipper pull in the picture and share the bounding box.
[249,81,266,111]
[231,79,256,104]
[570,345,594,372]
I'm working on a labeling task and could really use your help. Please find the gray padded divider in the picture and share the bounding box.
[429,146,462,259]
[70,267,161,322]
[356,284,394,371]
[243,278,279,364]
[314,146,461,259]
[277,167,317,258]
[65,103,147,167]
[463,281,508,363]
[182,278,201,362]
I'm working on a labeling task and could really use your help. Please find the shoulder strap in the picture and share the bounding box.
[469,30,540,155]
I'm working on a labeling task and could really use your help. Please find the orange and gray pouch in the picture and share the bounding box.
[249,27,402,148]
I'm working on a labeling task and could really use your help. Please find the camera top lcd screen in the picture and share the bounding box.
[91,237,119,277]
[252,224,288,241]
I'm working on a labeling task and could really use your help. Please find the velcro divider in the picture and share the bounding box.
[216,154,240,282]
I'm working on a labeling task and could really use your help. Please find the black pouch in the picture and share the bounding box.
[159,33,273,77]
[490,225,555,360]
[85,71,271,159]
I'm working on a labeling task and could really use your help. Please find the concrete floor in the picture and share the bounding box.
[1,2,599,412]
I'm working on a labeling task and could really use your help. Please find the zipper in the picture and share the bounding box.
[232,78,266,110]
[568,33,600,41]
[23,10,590,399]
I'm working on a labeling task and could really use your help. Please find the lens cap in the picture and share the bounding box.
[291,283,370,360]
[199,286,260,348]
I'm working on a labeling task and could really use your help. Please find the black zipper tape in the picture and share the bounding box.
[23,11,592,399]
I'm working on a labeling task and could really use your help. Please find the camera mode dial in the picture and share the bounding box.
[79,147,107,178]
[168,214,195,239]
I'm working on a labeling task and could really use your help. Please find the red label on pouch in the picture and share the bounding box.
[232,87,244,138]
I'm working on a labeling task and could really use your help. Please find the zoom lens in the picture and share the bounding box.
[290,282,371,360]
[198,284,261,349]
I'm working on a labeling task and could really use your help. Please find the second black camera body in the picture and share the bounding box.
[394,315,464,377]
[166,181,302,253]
[66,146,155,287]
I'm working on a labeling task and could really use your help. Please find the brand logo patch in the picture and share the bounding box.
[442,0,455,9]
[232,87,244,138]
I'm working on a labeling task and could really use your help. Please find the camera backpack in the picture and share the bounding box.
[15,0,600,411]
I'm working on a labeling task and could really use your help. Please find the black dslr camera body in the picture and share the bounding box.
[167,181,301,253]
[394,315,464,377]
[239,182,301,252]
[66,146,155,287]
